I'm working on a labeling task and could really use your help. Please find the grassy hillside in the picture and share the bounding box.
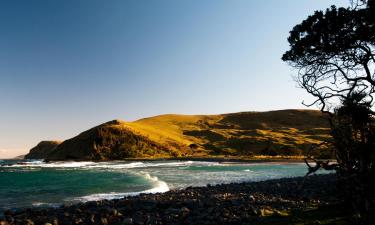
[26,109,332,160]
[46,120,179,161]
[123,109,331,158]
[25,141,62,159]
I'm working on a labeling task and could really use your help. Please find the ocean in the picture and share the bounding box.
[0,159,327,211]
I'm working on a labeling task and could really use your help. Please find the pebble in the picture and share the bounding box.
[0,174,338,225]
[122,218,133,225]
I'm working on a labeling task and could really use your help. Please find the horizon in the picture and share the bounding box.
[0,0,348,158]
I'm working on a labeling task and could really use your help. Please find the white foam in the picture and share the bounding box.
[87,162,145,169]
[72,172,169,202]
[74,192,129,201]
[3,160,220,171]
[43,161,96,168]
[90,161,197,169]
[6,161,95,168]
[31,202,48,206]
[2,160,43,167]
[148,161,194,167]
[31,202,60,208]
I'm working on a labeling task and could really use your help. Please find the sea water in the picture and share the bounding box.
[0,159,327,211]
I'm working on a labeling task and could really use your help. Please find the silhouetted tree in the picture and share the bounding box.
[282,5,375,113]
[282,2,375,222]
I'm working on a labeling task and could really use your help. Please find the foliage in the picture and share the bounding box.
[331,93,375,219]
[282,1,375,221]
[282,5,375,113]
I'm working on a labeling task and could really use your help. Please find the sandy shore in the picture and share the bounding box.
[0,174,340,225]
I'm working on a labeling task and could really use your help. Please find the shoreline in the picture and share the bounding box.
[120,156,307,164]
[1,174,342,225]
[4,155,336,164]
[28,156,309,164]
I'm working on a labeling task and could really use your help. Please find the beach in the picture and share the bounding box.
[0,173,344,225]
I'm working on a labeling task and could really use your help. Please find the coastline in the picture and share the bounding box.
[0,174,347,225]
[121,156,307,163]
[37,156,308,164]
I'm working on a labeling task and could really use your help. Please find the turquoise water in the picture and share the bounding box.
[0,159,326,211]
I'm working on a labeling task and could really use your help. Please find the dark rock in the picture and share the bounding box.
[25,219,35,225]
[100,217,108,225]
[1,174,339,225]
[110,209,118,217]
[52,218,59,225]
[180,207,190,217]
[122,218,133,225]
[3,210,14,216]
[133,213,144,225]
[89,214,95,224]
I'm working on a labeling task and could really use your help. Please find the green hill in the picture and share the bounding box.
[46,120,178,161]
[25,109,331,160]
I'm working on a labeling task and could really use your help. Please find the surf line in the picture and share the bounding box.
[72,173,170,202]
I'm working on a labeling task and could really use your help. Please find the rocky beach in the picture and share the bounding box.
[0,174,344,225]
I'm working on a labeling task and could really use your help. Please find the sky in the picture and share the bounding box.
[0,0,349,158]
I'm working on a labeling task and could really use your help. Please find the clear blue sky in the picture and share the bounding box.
[0,0,348,158]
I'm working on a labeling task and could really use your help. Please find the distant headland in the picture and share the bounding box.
[24,109,331,161]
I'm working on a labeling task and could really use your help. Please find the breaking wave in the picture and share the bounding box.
[72,173,169,202]
[2,160,219,170]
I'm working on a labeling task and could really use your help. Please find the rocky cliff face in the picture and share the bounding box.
[25,141,61,159]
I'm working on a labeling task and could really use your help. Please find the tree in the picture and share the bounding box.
[282,2,375,221]
[282,6,375,113]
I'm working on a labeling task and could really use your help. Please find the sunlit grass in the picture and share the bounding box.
[111,109,332,158]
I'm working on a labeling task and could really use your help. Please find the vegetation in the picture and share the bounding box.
[45,120,176,161]
[26,110,332,160]
[125,109,331,158]
[24,141,61,159]
[282,0,375,222]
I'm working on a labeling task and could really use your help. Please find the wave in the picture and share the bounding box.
[3,161,95,168]
[89,161,198,169]
[72,172,169,202]
[31,202,60,208]
[2,160,219,170]
[42,161,96,168]
[87,162,145,169]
